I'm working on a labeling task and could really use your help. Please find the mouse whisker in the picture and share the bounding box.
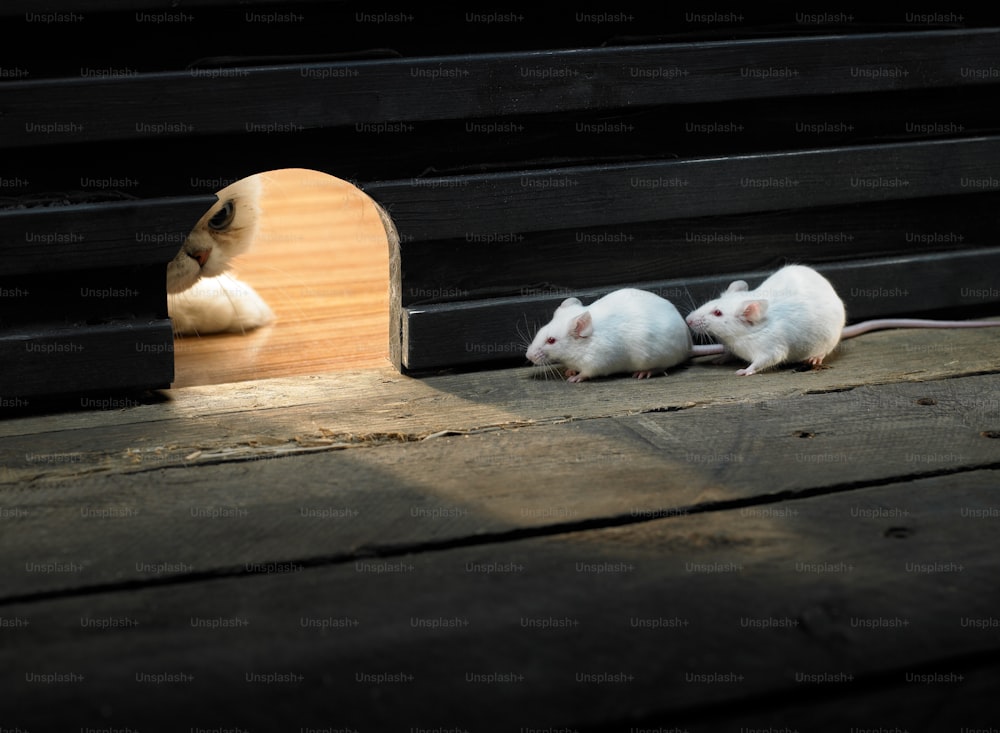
[515,316,538,351]
[678,285,699,316]
[531,360,563,381]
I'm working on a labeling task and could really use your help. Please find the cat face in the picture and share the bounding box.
[166,176,262,294]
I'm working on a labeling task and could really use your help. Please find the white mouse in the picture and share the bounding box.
[686,264,1000,375]
[525,288,718,382]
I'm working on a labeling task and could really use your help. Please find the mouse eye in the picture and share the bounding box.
[712,309,723,317]
[546,337,556,345]
[207,200,236,231]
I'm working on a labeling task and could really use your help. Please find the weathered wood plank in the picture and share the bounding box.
[2,472,999,728]
[3,326,1000,475]
[1,373,997,598]
[4,30,999,147]
[2,325,999,481]
[399,248,1000,370]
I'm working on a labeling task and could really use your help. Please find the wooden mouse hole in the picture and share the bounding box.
[170,169,391,388]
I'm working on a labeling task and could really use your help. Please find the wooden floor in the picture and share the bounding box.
[172,168,391,388]
[3,290,1000,726]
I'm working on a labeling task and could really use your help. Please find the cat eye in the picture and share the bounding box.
[207,200,236,231]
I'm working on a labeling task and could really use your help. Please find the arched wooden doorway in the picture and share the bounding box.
[172,169,390,387]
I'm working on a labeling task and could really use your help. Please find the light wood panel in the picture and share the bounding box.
[171,169,390,388]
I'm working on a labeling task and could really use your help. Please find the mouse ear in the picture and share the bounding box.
[570,310,593,338]
[740,299,768,325]
[558,297,583,310]
[725,280,749,294]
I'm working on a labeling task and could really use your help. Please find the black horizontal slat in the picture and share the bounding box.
[0,267,168,329]
[369,137,1000,243]
[398,247,1000,371]
[0,320,174,397]
[5,84,1000,201]
[0,195,214,275]
[397,193,1000,306]
[0,0,288,13]
[3,29,999,148]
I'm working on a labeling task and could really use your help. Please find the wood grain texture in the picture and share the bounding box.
[3,327,999,484]
[2,471,999,728]
[2,373,999,598]
[171,169,391,387]
[3,299,999,728]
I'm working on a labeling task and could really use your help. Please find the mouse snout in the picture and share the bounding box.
[526,344,547,365]
[686,313,713,336]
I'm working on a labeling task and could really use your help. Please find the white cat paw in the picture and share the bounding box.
[168,274,274,335]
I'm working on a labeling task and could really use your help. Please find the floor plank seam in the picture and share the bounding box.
[3,463,996,608]
[804,367,1000,394]
[589,645,1000,732]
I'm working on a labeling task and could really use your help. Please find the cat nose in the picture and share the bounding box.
[188,250,210,267]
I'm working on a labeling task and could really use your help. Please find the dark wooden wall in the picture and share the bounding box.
[3,3,1000,392]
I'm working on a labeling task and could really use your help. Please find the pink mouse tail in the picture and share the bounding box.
[841,318,1000,339]
[691,343,726,356]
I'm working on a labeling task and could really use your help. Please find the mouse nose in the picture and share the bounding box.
[187,249,211,268]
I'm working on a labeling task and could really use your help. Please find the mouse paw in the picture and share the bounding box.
[566,373,589,383]
[632,370,655,379]
[805,356,825,367]
[735,367,757,376]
